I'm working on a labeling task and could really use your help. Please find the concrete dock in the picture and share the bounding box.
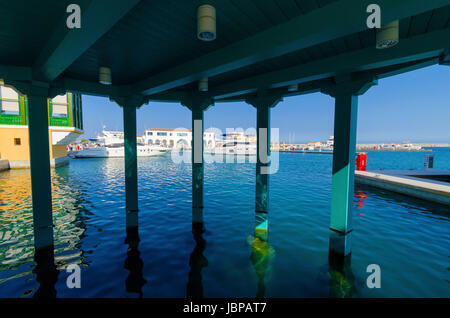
[355,169,450,206]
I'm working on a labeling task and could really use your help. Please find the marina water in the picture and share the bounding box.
[0,148,449,297]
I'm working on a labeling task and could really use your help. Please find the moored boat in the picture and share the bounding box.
[74,130,167,158]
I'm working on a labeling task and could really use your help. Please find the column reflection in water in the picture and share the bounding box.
[187,208,208,298]
[250,211,275,298]
[33,248,59,298]
[328,249,356,298]
[124,227,146,297]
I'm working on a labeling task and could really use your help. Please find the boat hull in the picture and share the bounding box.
[75,146,167,158]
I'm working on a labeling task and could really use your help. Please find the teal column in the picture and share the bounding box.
[255,104,270,241]
[181,94,213,211]
[256,104,270,213]
[123,105,138,227]
[27,93,54,251]
[329,93,358,256]
[78,96,82,129]
[246,91,282,243]
[114,95,145,229]
[192,107,204,209]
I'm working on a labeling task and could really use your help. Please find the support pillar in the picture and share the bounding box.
[246,91,282,242]
[123,105,138,215]
[112,95,147,229]
[256,104,270,213]
[26,87,54,251]
[181,94,214,210]
[329,93,358,256]
[322,77,377,257]
[192,107,204,208]
[255,104,270,241]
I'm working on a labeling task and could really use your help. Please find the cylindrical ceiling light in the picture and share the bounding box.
[199,78,208,92]
[288,84,298,92]
[376,20,399,49]
[99,66,112,85]
[197,4,216,41]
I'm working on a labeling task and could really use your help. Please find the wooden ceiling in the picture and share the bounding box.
[0,0,449,101]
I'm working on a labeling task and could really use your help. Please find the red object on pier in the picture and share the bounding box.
[355,153,367,171]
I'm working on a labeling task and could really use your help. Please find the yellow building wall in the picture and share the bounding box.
[0,127,74,161]
[0,128,30,161]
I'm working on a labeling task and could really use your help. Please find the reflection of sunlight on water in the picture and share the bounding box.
[0,169,88,293]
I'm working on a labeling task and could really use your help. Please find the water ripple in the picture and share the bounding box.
[0,150,449,297]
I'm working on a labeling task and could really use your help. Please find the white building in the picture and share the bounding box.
[144,128,215,149]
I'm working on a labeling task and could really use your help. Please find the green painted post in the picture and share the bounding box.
[255,105,270,241]
[246,91,282,242]
[256,104,270,213]
[322,77,377,258]
[181,94,213,211]
[27,93,54,251]
[113,95,145,235]
[77,94,83,130]
[192,107,204,209]
[329,93,358,256]
[123,105,138,227]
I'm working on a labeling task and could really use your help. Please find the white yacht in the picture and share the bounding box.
[396,143,423,151]
[210,141,257,156]
[75,130,167,158]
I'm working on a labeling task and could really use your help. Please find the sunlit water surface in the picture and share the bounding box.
[0,149,449,297]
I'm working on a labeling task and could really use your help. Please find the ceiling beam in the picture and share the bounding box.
[51,77,188,102]
[145,91,190,103]
[51,77,119,97]
[215,59,439,103]
[33,0,141,82]
[209,27,450,99]
[364,57,441,80]
[440,50,450,66]
[130,0,449,96]
[0,64,32,81]
[214,78,333,102]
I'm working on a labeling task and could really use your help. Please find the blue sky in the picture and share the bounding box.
[82,65,450,143]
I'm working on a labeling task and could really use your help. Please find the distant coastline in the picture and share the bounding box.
[356,143,450,150]
[277,143,450,148]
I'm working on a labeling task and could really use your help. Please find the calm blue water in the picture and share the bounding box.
[0,148,449,298]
